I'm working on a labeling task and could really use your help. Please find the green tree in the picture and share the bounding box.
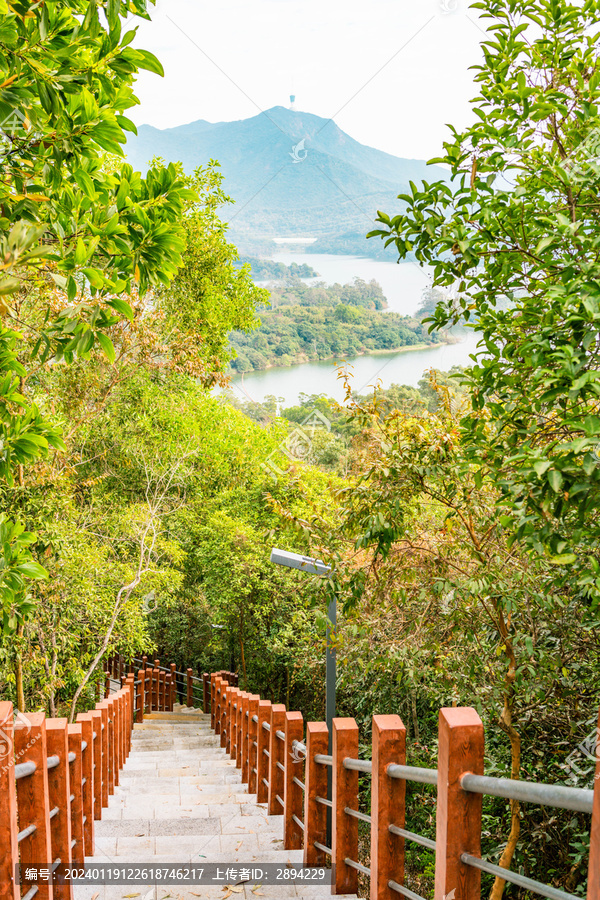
[0,0,193,638]
[370,0,600,601]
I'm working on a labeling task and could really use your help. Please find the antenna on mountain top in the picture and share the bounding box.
[289,94,296,110]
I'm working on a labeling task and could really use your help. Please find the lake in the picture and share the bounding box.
[230,251,481,407]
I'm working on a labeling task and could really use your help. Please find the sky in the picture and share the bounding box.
[129,0,487,160]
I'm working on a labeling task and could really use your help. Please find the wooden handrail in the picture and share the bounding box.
[208,673,600,900]
[0,677,136,900]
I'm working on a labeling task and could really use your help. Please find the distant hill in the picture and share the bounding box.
[126,106,447,244]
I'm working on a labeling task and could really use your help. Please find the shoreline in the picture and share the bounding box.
[231,334,460,377]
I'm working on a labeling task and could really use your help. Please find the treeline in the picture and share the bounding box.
[235,256,318,280]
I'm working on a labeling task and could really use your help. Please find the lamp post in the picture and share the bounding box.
[269,548,335,736]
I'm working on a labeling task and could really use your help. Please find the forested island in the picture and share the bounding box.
[235,256,318,280]
[229,276,440,372]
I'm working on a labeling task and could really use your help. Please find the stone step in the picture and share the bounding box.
[74,709,357,900]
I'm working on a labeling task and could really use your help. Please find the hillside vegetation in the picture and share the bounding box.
[0,2,599,899]
[229,277,440,372]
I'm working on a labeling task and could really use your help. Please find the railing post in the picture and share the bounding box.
[241,693,250,781]
[75,712,95,855]
[284,710,304,850]
[236,692,246,769]
[15,712,52,900]
[104,670,110,698]
[211,675,217,729]
[304,721,329,867]
[152,668,159,712]
[136,669,145,723]
[248,695,260,794]
[186,668,193,708]
[332,717,359,895]
[268,704,286,817]
[88,709,103,816]
[371,714,406,900]
[236,690,244,766]
[158,671,164,712]
[113,694,122,783]
[225,686,234,754]
[165,674,172,712]
[126,676,135,753]
[97,703,109,808]
[170,664,177,709]
[102,698,115,795]
[587,705,600,900]
[203,673,210,714]
[434,707,484,900]
[68,723,85,868]
[46,717,73,898]
[217,675,222,734]
[256,700,272,804]
[118,688,125,768]
[0,702,19,900]
[230,688,239,760]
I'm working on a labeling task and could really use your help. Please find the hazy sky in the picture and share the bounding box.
[130,0,486,159]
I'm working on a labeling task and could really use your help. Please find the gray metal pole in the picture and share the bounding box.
[325,593,336,847]
[325,595,336,738]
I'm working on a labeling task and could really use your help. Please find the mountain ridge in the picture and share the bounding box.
[125,106,446,239]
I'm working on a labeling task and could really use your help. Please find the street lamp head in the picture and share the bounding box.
[270,547,331,577]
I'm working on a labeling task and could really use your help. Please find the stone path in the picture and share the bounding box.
[74,706,357,900]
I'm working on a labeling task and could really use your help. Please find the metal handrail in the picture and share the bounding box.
[252,715,258,723]
[387,763,437,786]
[262,721,271,732]
[15,761,36,780]
[293,776,305,790]
[263,749,270,758]
[315,795,332,808]
[460,773,594,815]
[68,752,76,763]
[292,813,305,831]
[276,761,285,773]
[314,841,332,856]
[46,755,60,770]
[461,853,579,900]
[345,806,371,824]
[389,824,435,851]
[81,741,87,752]
[314,753,332,766]
[276,729,285,741]
[343,757,372,774]
[22,887,38,900]
[345,858,370,877]
[292,739,306,754]
[49,806,59,819]
[389,880,426,900]
[17,824,36,843]
[276,793,284,807]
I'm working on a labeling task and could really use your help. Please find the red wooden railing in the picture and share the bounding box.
[210,674,600,900]
[104,653,237,715]
[0,677,136,900]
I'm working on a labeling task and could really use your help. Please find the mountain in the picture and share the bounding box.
[125,106,446,241]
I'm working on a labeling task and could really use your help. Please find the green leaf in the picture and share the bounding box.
[106,297,134,320]
[96,332,116,363]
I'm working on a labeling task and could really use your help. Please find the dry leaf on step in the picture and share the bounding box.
[122,894,140,898]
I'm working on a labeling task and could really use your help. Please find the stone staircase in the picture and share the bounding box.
[74,706,357,900]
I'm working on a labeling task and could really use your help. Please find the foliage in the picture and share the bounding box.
[0,0,194,630]
[235,257,318,280]
[370,0,600,601]
[230,278,438,373]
